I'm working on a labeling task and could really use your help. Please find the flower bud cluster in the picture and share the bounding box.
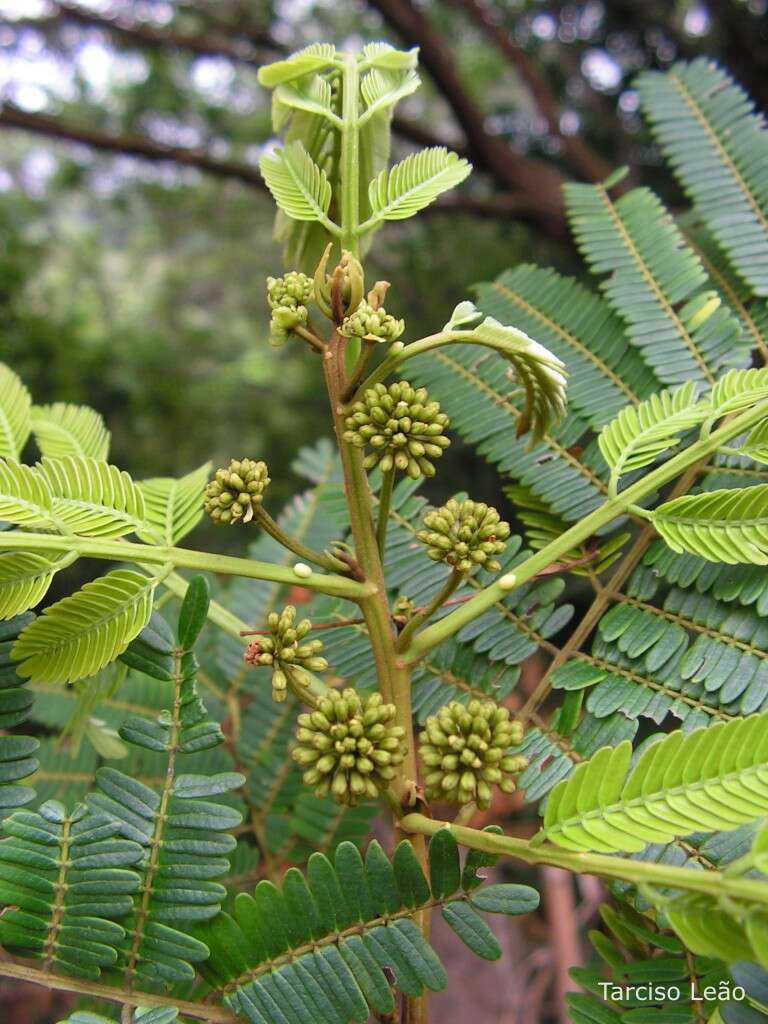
[244,606,327,702]
[293,688,407,805]
[340,300,404,343]
[419,700,527,809]
[344,381,450,479]
[267,271,313,346]
[416,499,511,573]
[204,459,270,525]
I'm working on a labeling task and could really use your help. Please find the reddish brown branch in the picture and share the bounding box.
[51,1,279,60]
[20,3,461,160]
[366,0,568,226]
[0,102,268,190]
[447,0,613,183]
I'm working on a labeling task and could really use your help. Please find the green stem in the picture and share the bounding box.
[323,336,396,702]
[0,532,373,601]
[375,467,395,557]
[342,339,375,402]
[396,569,462,652]
[400,395,768,662]
[350,327,560,402]
[401,814,768,905]
[340,52,360,256]
[255,506,349,573]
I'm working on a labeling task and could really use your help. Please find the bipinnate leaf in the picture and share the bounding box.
[0,551,73,620]
[462,315,568,441]
[12,569,158,684]
[360,65,420,122]
[39,456,147,538]
[598,381,709,478]
[0,363,31,459]
[652,485,768,564]
[31,402,110,460]
[0,800,142,980]
[536,713,768,852]
[710,368,768,415]
[638,58,768,297]
[366,147,471,224]
[260,140,334,225]
[137,462,210,545]
[193,833,539,1024]
[257,43,337,88]
[0,458,54,528]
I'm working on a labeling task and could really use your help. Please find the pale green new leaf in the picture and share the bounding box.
[257,43,338,88]
[361,42,419,71]
[260,140,334,224]
[0,363,31,459]
[31,403,110,460]
[366,147,471,224]
[0,458,55,528]
[735,419,768,465]
[273,76,337,127]
[459,315,568,441]
[359,67,421,123]
[0,552,74,620]
[598,382,709,477]
[137,462,211,545]
[537,713,768,852]
[709,367,768,416]
[652,484,768,564]
[39,456,146,538]
[12,569,158,684]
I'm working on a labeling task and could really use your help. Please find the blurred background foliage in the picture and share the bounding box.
[0,0,765,522]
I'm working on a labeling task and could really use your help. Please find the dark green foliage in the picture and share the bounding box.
[193,830,538,1024]
[570,902,749,1024]
[0,612,38,810]
[0,801,142,980]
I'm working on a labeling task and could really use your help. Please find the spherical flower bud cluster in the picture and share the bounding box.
[204,459,270,525]
[293,688,407,805]
[344,381,450,479]
[419,699,527,809]
[267,271,313,347]
[244,606,327,702]
[340,300,404,343]
[416,498,511,574]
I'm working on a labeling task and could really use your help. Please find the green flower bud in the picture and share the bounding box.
[418,699,526,810]
[416,498,511,574]
[204,459,270,525]
[244,605,328,701]
[343,381,450,479]
[267,271,313,311]
[292,687,407,806]
[340,300,405,343]
[266,272,313,346]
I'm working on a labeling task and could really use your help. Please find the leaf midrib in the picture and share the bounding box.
[548,759,766,837]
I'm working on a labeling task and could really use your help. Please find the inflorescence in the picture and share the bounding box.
[293,688,407,805]
[344,380,450,478]
[417,498,511,573]
[204,459,270,525]
[244,606,327,702]
[419,699,527,809]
